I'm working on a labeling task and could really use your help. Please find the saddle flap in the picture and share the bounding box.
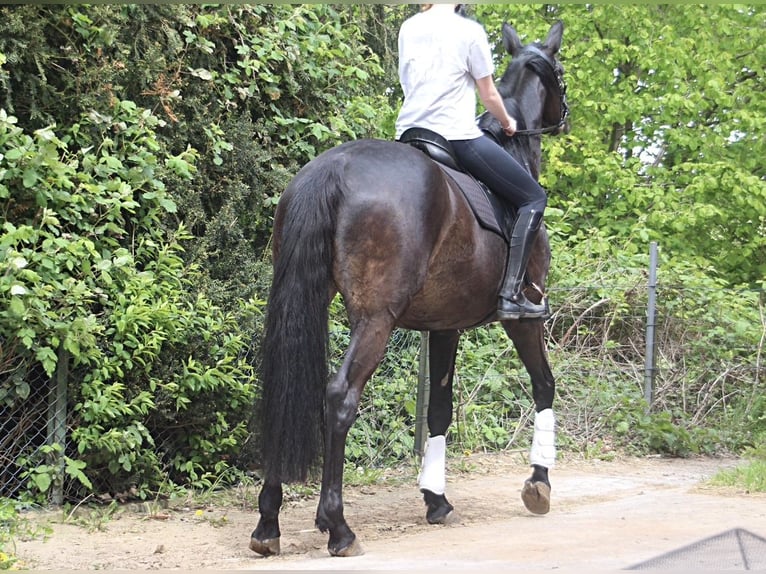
[438,164,512,241]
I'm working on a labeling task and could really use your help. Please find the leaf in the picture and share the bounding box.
[33,472,52,493]
[159,197,177,213]
[22,168,38,187]
[4,147,23,161]
[189,67,213,81]
[65,457,94,489]
[35,346,58,376]
[9,297,24,314]
[15,381,30,400]
[11,256,28,269]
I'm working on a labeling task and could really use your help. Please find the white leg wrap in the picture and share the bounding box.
[530,408,556,468]
[418,435,446,495]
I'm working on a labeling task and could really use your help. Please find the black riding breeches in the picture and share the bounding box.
[451,135,547,214]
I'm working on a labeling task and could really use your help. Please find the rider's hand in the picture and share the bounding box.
[502,116,517,137]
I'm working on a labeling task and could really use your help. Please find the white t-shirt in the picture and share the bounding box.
[395,7,495,141]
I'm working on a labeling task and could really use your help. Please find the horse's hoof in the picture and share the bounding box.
[427,508,455,525]
[250,536,281,556]
[423,489,455,525]
[521,479,551,515]
[329,537,364,557]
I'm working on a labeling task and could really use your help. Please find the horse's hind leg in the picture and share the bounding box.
[250,481,283,556]
[315,315,395,557]
[503,319,556,515]
[420,330,461,524]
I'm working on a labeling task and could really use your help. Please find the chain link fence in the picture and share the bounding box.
[1,348,66,501]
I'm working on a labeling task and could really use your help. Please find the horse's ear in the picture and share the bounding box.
[544,21,564,56]
[502,22,523,57]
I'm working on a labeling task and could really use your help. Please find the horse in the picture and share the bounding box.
[250,20,568,558]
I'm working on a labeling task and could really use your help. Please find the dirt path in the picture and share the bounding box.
[15,453,766,570]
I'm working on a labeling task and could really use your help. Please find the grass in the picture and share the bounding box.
[62,500,120,533]
[0,498,50,571]
[709,450,766,493]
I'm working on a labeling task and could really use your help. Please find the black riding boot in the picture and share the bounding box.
[497,210,547,320]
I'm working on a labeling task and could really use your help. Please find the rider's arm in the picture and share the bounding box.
[476,75,517,137]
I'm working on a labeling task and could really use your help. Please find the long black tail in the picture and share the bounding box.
[258,158,344,484]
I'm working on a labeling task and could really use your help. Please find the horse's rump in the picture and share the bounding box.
[277,139,509,330]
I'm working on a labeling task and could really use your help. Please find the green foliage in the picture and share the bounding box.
[0,4,396,315]
[709,446,766,493]
[63,500,120,533]
[0,498,20,570]
[452,325,532,452]
[18,444,92,498]
[612,409,723,457]
[0,3,398,501]
[479,5,766,287]
[343,462,387,488]
[711,460,766,492]
[0,497,48,570]
[0,101,257,498]
[546,239,763,458]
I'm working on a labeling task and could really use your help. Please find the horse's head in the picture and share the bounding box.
[482,21,569,141]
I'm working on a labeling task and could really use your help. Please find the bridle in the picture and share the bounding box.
[512,45,569,136]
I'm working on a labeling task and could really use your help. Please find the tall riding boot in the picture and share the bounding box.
[497,210,547,320]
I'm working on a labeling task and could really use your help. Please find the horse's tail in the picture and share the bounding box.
[258,158,344,484]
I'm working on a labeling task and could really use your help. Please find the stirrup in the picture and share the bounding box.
[497,295,547,320]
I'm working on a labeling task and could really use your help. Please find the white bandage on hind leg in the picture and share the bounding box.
[418,435,446,495]
[530,408,556,468]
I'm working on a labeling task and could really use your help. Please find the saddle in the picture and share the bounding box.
[398,127,513,241]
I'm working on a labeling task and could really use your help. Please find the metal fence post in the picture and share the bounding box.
[644,242,658,412]
[414,331,430,457]
[46,347,68,505]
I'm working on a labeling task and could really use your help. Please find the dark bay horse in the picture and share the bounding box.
[251,21,567,557]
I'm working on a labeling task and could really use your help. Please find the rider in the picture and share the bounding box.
[395,3,547,320]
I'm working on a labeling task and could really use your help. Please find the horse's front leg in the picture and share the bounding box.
[250,480,283,556]
[419,330,461,524]
[503,319,556,515]
[522,411,555,515]
[316,319,392,556]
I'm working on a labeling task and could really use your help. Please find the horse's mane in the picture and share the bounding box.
[524,49,561,98]
[497,45,559,99]
[481,45,561,176]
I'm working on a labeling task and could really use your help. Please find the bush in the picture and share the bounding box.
[0,101,257,500]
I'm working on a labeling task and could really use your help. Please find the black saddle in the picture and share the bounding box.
[398,127,514,241]
[399,127,463,172]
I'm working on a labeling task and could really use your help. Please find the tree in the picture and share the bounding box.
[477,4,765,287]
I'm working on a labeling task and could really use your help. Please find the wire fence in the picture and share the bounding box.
[1,349,64,501]
[2,262,764,501]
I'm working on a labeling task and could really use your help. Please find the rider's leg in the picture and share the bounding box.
[451,136,547,319]
[496,208,546,319]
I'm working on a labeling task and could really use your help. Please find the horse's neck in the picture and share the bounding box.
[508,137,541,181]
[503,87,544,180]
